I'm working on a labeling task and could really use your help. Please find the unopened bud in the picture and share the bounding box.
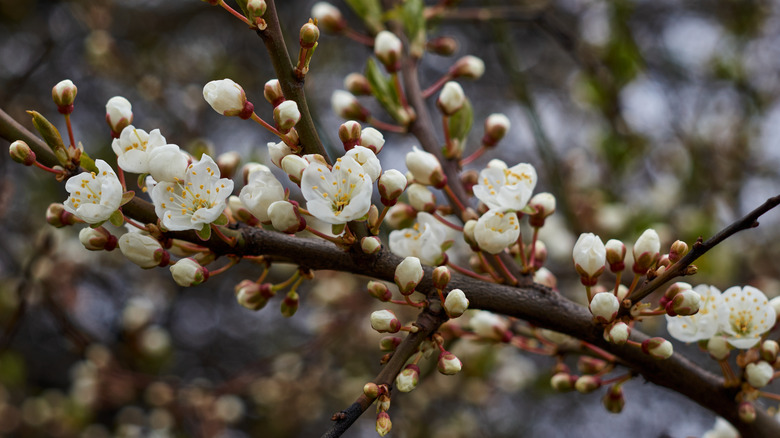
[407,183,436,213]
[665,288,701,317]
[379,336,402,351]
[338,120,362,150]
[363,382,379,398]
[761,340,779,363]
[46,203,77,227]
[395,364,420,393]
[331,90,369,121]
[299,21,319,48]
[669,240,688,263]
[247,0,267,24]
[550,373,575,392]
[370,310,401,333]
[216,151,241,180]
[170,258,208,287]
[280,290,299,317]
[450,55,485,79]
[602,385,625,413]
[574,375,601,394]
[344,73,372,95]
[745,361,773,388]
[359,127,384,154]
[604,321,630,345]
[463,220,479,251]
[589,292,619,324]
[234,280,269,311]
[119,232,168,268]
[738,402,756,423]
[273,100,301,133]
[707,336,731,361]
[641,337,673,360]
[577,356,608,375]
[361,236,382,254]
[426,36,458,56]
[528,192,556,227]
[52,79,77,114]
[374,31,402,73]
[443,289,469,318]
[311,2,345,33]
[385,203,416,229]
[437,351,462,375]
[79,226,117,251]
[9,140,36,166]
[394,256,423,295]
[281,154,308,185]
[105,96,133,136]
[375,411,392,436]
[605,239,626,272]
[378,169,407,206]
[405,146,446,188]
[432,266,451,289]
[632,229,661,274]
[267,200,306,234]
[437,81,465,116]
[263,79,285,106]
[482,113,510,147]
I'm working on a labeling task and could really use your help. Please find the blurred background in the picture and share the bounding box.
[0,0,779,436]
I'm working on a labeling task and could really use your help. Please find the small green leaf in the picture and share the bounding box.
[78,150,100,174]
[401,0,426,58]
[365,59,406,124]
[137,173,149,190]
[344,0,384,34]
[120,191,135,206]
[212,213,228,226]
[109,210,124,227]
[197,223,212,241]
[446,98,473,158]
[27,110,68,166]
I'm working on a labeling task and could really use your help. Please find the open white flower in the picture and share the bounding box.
[300,155,373,224]
[474,210,520,254]
[64,159,123,224]
[473,163,537,212]
[389,212,453,266]
[666,285,723,343]
[111,125,167,174]
[238,168,285,223]
[151,154,234,231]
[717,286,776,349]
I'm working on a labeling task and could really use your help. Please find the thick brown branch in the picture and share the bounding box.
[255,0,327,160]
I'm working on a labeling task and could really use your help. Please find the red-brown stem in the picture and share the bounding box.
[370,206,390,234]
[33,161,64,175]
[493,254,518,285]
[117,167,127,191]
[478,252,502,283]
[64,114,75,148]
[343,27,375,46]
[421,73,452,99]
[447,261,496,282]
[123,213,146,230]
[211,224,237,247]
[442,185,468,214]
[404,295,427,308]
[581,342,618,362]
[613,271,623,296]
[305,225,344,246]
[209,257,239,277]
[391,72,411,112]
[528,227,540,267]
[460,145,487,166]
[432,212,463,231]
[441,115,452,155]
[219,0,252,26]
[367,116,407,133]
[250,112,298,148]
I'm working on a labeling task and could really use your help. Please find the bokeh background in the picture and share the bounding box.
[1,0,780,436]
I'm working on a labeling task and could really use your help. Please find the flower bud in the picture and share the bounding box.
[573,233,606,285]
[550,373,575,392]
[344,72,372,96]
[432,266,451,289]
[234,280,270,311]
[578,357,608,375]
[668,240,688,264]
[641,337,673,360]
[79,226,117,251]
[385,203,416,229]
[534,267,557,289]
[395,364,420,392]
[267,141,293,168]
[299,21,319,48]
[46,203,77,227]
[470,310,510,341]
[263,79,285,106]
[462,219,479,251]
[52,79,77,114]
[375,412,392,436]
[739,402,756,423]
[437,81,465,116]
[377,393,391,411]
[604,321,630,345]
[665,288,701,317]
[280,290,299,317]
[394,256,423,295]
[170,258,208,287]
[605,239,626,272]
[359,127,384,154]
[574,375,601,394]
[407,183,436,213]
[482,113,510,147]
[405,146,446,188]
[367,281,392,302]
[273,100,300,133]
[203,79,254,119]
[380,337,402,352]
[363,382,379,398]
[105,96,133,136]
[370,310,401,333]
[589,292,619,324]
[361,236,382,254]
[246,0,267,23]
[378,169,407,206]
[602,385,625,413]
[531,240,548,269]
[426,36,458,56]
[374,31,402,72]
[281,154,308,185]
[745,361,773,388]
[707,336,731,360]
[267,200,306,234]
[450,55,485,79]
[632,228,661,274]
[444,289,469,318]
[9,140,36,166]
[212,152,241,182]
[761,340,779,363]
[119,232,168,268]
[528,192,556,227]
[331,90,368,121]
[311,2,345,33]
[338,120,362,150]
[437,351,462,375]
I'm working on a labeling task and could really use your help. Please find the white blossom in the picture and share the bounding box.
[405,146,445,187]
[745,361,773,388]
[589,292,619,324]
[238,168,285,222]
[470,310,508,340]
[359,127,384,154]
[106,96,133,133]
[170,258,208,287]
[572,233,606,278]
[717,286,776,349]
[151,154,234,231]
[64,159,123,224]
[473,210,520,254]
[203,79,249,116]
[394,256,423,294]
[437,81,465,115]
[300,155,373,224]
[111,126,167,174]
[444,289,469,318]
[389,212,453,266]
[147,144,189,183]
[344,146,381,181]
[666,285,722,343]
[268,141,293,168]
[370,310,400,333]
[118,232,166,269]
[473,163,537,212]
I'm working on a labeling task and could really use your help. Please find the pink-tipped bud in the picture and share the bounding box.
[604,321,630,345]
[79,226,117,251]
[378,169,407,206]
[267,200,306,234]
[739,402,756,423]
[338,120,362,150]
[437,351,462,375]
[578,356,608,375]
[375,411,392,436]
[395,364,420,393]
[528,192,556,227]
[641,337,673,360]
[574,375,601,394]
[482,113,510,147]
[450,55,485,79]
[52,79,77,114]
[9,140,36,166]
[374,31,402,73]
[669,240,688,264]
[550,373,576,392]
[632,229,661,275]
[203,79,254,119]
[379,336,402,351]
[426,36,458,56]
[605,239,626,272]
[363,382,379,398]
[311,2,345,33]
[299,21,320,48]
[603,385,625,413]
[119,232,168,268]
[361,236,382,254]
[234,280,269,311]
[370,310,401,333]
[280,290,299,317]
[273,100,301,133]
[46,203,77,228]
[432,266,451,289]
[170,258,208,287]
[344,73,372,95]
[394,256,423,295]
[263,79,285,106]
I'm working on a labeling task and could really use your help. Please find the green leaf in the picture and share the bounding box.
[446,98,473,158]
[109,210,125,227]
[137,173,149,190]
[27,110,68,166]
[344,0,384,34]
[197,223,212,241]
[365,59,407,124]
[401,0,426,58]
[78,150,100,174]
[120,191,135,206]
